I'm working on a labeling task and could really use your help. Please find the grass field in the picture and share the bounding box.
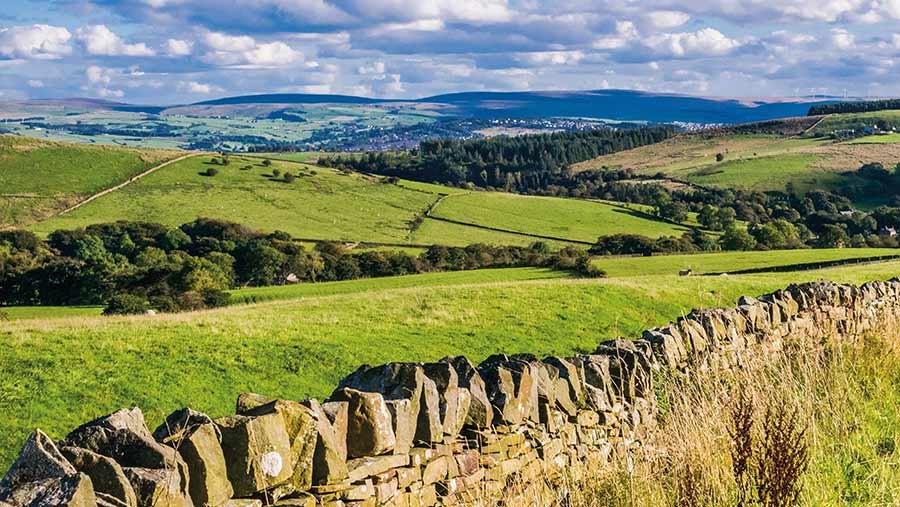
[3,259,900,468]
[573,130,900,197]
[846,132,900,144]
[427,192,694,243]
[593,248,898,277]
[29,155,439,243]
[0,135,180,226]
[19,148,701,247]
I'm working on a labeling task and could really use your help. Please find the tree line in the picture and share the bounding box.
[0,219,602,315]
[808,100,900,116]
[318,127,673,192]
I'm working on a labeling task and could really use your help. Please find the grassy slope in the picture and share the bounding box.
[30,155,438,243]
[3,260,900,467]
[24,152,698,247]
[572,129,900,196]
[0,136,180,226]
[593,248,899,277]
[427,192,692,243]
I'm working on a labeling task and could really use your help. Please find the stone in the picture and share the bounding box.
[341,480,374,501]
[394,467,420,490]
[0,429,76,494]
[236,393,275,415]
[60,446,138,507]
[225,501,263,507]
[346,455,408,483]
[594,339,654,402]
[321,401,349,461]
[439,357,492,428]
[122,467,193,507]
[542,357,582,414]
[337,363,443,444]
[152,408,232,507]
[214,413,293,498]
[96,492,131,507]
[421,363,470,437]
[64,408,190,501]
[421,457,449,486]
[299,400,350,486]
[328,389,396,458]
[0,473,97,507]
[384,400,415,455]
[477,355,539,425]
[243,400,318,496]
[273,494,316,506]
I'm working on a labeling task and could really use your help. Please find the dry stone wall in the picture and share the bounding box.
[3,279,900,507]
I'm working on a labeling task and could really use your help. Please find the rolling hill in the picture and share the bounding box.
[0,136,181,227]
[575,112,900,201]
[24,150,701,246]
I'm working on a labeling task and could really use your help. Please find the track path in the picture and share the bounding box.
[55,152,200,217]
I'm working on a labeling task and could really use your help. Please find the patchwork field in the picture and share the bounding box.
[21,149,701,246]
[4,259,900,469]
[426,192,694,243]
[575,123,900,197]
[0,135,181,226]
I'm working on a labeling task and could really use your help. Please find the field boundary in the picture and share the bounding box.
[54,152,200,218]
[703,253,900,276]
[424,192,592,246]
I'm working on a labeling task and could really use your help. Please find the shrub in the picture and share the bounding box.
[716,152,725,162]
[0,310,9,321]
[272,168,281,177]
[103,293,150,315]
[284,172,296,183]
[241,165,253,171]
[202,288,231,308]
[262,158,272,166]
[205,167,219,177]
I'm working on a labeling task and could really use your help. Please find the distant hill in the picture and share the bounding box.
[188,89,839,124]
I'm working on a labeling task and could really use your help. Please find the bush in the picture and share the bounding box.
[284,172,296,183]
[262,159,272,167]
[716,152,725,162]
[202,288,231,308]
[0,310,9,321]
[272,168,281,177]
[206,167,219,177]
[103,294,150,315]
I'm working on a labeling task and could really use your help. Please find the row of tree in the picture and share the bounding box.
[318,127,673,192]
[0,219,602,315]
[808,100,900,116]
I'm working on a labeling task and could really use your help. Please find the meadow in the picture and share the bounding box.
[24,152,701,247]
[0,135,180,226]
[3,260,900,469]
[572,127,900,198]
[427,191,694,243]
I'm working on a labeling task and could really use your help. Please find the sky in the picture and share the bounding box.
[1,0,900,104]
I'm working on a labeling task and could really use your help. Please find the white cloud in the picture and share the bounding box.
[177,80,218,94]
[84,65,124,98]
[830,28,855,50]
[86,65,113,85]
[593,21,639,50]
[644,28,741,58]
[76,25,155,56]
[0,25,72,60]
[27,79,44,88]
[646,11,690,29]
[358,61,386,75]
[517,50,584,66]
[201,31,302,68]
[166,38,193,56]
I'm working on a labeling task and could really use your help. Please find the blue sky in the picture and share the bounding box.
[1,0,899,103]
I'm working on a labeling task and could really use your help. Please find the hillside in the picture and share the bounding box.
[3,257,900,470]
[575,122,900,199]
[0,135,181,227]
[25,151,700,246]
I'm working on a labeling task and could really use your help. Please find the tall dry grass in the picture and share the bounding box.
[487,321,900,506]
